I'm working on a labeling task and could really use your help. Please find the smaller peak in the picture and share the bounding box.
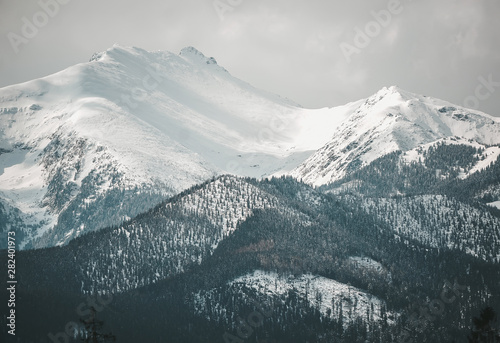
[107,43,129,53]
[369,86,396,99]
[89,44,138,62]
[89,51,105,62]
[109,44,148,54]
[361,86,411,109]
[372,85,415,101]
[179,46,205,57]
[179,46,218,66]
[378,85,403,94]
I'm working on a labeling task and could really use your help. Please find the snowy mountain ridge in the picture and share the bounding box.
[291,86,500,185]
[0,45,353,248]
[1,46,500,249]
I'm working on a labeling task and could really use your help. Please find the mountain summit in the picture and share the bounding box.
[291,85,500,185]
[179,46,219,65]
[0,45,346,248]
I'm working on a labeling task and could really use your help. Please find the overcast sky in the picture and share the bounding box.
[1,0,499,115]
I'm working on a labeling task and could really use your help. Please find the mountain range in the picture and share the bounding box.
[0,46,499,342]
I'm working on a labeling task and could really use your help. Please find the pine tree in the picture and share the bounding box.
[80,306,116,342]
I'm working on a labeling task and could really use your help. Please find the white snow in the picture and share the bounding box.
[487,201,500,210]
[219,270,395,327]
[465,146,500,177]
[0,147,57,242]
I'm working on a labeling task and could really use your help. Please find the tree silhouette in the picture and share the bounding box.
[468,307,500,343]
[80,306,116,342]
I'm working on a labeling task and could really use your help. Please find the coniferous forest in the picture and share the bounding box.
[1,143,500,342]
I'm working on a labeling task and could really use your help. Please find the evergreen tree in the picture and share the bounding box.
[80,306,116,342]
[468,307,500,343]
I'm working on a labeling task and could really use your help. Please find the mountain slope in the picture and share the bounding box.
[2,175,499,342]
[0,45,351,249]
[321,139,500,262]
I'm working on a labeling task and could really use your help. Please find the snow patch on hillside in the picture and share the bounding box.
[465,146,500,177]
[230,270,395,326]
[487,201,500,210]
[401,137,500,179]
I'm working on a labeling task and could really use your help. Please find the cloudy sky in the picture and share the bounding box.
[1,0,499,115]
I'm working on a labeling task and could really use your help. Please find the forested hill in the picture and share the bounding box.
[1,174,499,342]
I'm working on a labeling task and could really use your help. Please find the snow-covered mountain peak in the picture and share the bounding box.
[179,45,204,56]
[179,46,219,65]
[89,51,105,62]
[360,85,422,114]
[89,44,143,62]
[0,45,351,248]
[381,85,410,96]
[291,86,500,185]
[179,46,206,58]
[375,85,403,97]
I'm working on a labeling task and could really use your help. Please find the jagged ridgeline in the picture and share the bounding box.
[1,175,499,342]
